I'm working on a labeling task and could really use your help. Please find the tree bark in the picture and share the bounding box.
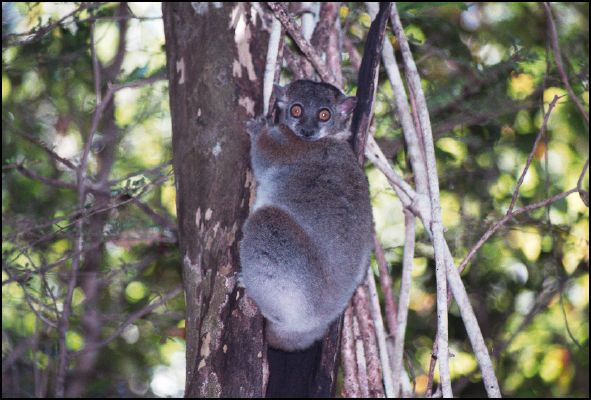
[163,3,268,397]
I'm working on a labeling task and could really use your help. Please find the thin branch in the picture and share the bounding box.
[458,187,579,274]
[389,4,453,396]
[391,210,416,397]
[3,267,58,329]
[508,95,562,213]
[373,235,398,336]
[360,5,585,399]
[425,350,438,398]
[55,215,82,397]
[300,2,318,41]
[496,279,562,357]
[2,3,102,48]
[543,2,589,125]
[102,3,130,79]
[457,94,563,275]
[73,286,183,354]
[263,15,282,115]
[266,2,337,85]
[366,92,583,400]
[4,170,173,268]
[131,198,177,234]
[312,2,342,87]
[365,135,416,204]
[558,287,585,350]
[283,46,307,80]
[344,35,362,72]
[366,264,395,397]
[13,163,80,192]
[1,331,42,373]
[14,131,77,170]
[106,160,172,186]
[367,2,428,196]
[577,159,589,207]
[10,163,176,237]
[80,75,167,180]
[90,23,102,105]
[353,285,385,398]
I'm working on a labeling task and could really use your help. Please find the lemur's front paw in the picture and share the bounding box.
[246,116,269,137]
[236,272,246,288]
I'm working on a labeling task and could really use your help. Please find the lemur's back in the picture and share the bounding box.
[270,138,373,296]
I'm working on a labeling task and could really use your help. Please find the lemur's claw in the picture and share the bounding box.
[246,116,268,137]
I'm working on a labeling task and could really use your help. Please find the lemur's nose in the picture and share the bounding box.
[301,129,314,137]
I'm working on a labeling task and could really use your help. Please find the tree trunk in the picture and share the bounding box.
[163,3,268,397]
[164,3,344,396]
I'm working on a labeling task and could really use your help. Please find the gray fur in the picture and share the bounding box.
[240,80,373,351]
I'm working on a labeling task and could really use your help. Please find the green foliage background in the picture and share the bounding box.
[2,2,589,397]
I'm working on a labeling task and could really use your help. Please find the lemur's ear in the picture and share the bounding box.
[338,96,357,117]
[273,84,287,109]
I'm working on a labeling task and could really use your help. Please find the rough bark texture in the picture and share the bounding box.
[163,3,268,397]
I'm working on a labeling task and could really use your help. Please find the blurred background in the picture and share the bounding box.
[2,2,588,397]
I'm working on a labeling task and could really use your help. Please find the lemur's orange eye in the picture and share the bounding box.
[290,104,303,118]
[318,109,331,122]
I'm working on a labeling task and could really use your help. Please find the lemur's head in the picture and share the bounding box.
[274,80,357,141]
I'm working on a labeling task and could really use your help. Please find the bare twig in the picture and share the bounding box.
[263,16,282,115]
[55,221,82,397]
[366,264,395,397]
[508,95,562,212]
[131,198,177,233]
[391,210,416,397]
[367,1,428,195]
[458,95,562,274]
[343,35,362,71]
[458,187,579,275]
[283,46,307,80]
[266,2,337,85]
[1,331,43,373]
[73,286,183,354]
[312,2,342,87]
[365,136,416,204]
[3,267,58,329]
[81,75,167,181]
[577,159,589,207]
[106,161,172,186]
[425,350,438,398]
[543,3,589,125]
[4,170,173,269]
[2,3,101,48]
[373,235,398,336]
[496,279,561,356]
[90,23,102,105]
[13,163,81,192]
[14,131,77,170]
